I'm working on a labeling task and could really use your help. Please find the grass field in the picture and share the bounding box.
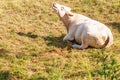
[0,0,120,80]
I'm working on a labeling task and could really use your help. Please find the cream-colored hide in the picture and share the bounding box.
[52,2,113,49]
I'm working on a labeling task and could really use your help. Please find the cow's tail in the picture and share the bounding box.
[105,29,113,48]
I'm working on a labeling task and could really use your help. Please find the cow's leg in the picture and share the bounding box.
[72,33,88,49]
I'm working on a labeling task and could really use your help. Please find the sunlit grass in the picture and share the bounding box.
[0,0,120,80]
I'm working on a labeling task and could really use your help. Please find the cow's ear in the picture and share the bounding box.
[66,13,73,17]
[68,13,73,16]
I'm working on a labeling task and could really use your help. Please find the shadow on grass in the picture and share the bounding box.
[17,32,38,39]
[0,48,9,54]
[28,77,47,80]
[42,35,95,49]
[0,71,9,80]
[106,22,120,32]
[0,49,9,57]
[42,34,67,49]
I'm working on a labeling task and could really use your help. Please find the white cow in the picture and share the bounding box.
[52,2,113,49]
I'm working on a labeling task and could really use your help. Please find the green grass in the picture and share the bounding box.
[0,0,120,80]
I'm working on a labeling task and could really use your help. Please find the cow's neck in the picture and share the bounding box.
[60,14,74,32]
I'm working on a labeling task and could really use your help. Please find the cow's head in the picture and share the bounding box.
[52,2,72,17]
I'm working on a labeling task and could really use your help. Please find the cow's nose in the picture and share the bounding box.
[53,2,57,5]
[53,2,57,7]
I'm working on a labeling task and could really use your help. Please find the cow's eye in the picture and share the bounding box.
[61,7,64,10]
